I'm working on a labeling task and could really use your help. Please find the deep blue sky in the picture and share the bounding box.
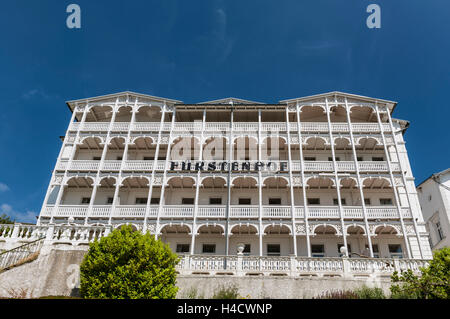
[0,0,449,223]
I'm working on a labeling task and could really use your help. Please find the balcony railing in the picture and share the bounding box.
[69,121,392,133]
[40,205,412,220]
[56,160,401,173]
[176,255,428,277]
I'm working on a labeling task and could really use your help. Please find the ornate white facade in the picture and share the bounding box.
[417,168,450,250]
[20,91,431,271]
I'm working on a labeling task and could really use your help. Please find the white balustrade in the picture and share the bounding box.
[101,160,122,170]
[69,121,392,134]
[308,206,340,218]
[123,160,153,171]
[111,122,130,131]
[132,122,161,131]
[233,123,259,132]
[81,122,110,131]
[91,206,112,217]
[296,257,344,272]
[113,205,146,217]
[261,122,287,131]
[69,160,100,170]
[229,206,259,218]
[262,206,291,218]
[303,161,334,171]
[204,122,230,131]
[161,206,194,218]
[343,207,364,218]
[56,206,88,217]
[197,206,226,218]
[358,161,389,172]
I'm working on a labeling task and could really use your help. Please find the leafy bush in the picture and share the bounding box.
[390,247,450,299]
[353,286,386,299]
[80,225,179,299]
[0,214,14,224]
[212,284,240,299]
[313,290,358,299]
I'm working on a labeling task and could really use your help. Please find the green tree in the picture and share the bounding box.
[390,247,450,299]
[0,214,14,224]
[79,225,179,299]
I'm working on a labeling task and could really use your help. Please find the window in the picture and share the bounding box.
[150,198,160,205]
[209,198,222,205]
[106,197,114,204]
[428,195,432,201]
[337,244,351,257]
[364,198,371,206]
[372,157,384,162]
[436,221,444,241]
[311,245,325,257]
[380,198,393,205]
[135,198,148,204]
[333,198,346,205]
[372,244,380,258]
[202,244,216,254]
[269,198,281,205]
[267,244,281,256]
[243,244,251,255]
[328,157,340,161]
[182,198,194,205]
[239,198,251,205]
[307,198,320,205]
[176,244,190,253]
[357,157,363,162]
[365,244,380,258]
[81,197,91,204]
[116,156,123,160]
[388,244,403,258]
[143,157,153,161]
[304,157,316,161]
[93,156,101,161]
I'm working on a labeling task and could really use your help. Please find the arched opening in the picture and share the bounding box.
[233,136,258,161]
[300,105,327,122]
[262,177,289,206]
[264,224,291,235]
[135,105,162,122]
[104,137,125,161]
[329,105,348,123]
[203,137,228,161]
[313,225,338,235]
[127,136,164,161]
[362,177,395,208]
[170,137,200,161]
[85,105,114,122]
[165,176,196,205]
[74,137,104,160]
[61,177,94,205]
[115,105,133,122]
[117,177,150,206]
[303,136,328,151]
[229,224,258,256]
[93,177,117,205]
[349,105,376,123]
[261,136,287,161]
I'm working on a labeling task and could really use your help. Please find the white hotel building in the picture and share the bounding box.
[24,91,433,276]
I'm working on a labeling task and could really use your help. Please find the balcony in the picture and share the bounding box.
[40,205,412,220]
[176,255,428,278]
[56,160,401,173]
[68,121,392,134]
[0,223,428,279]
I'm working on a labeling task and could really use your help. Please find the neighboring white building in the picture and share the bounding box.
[417,168,450,250]
[1,91,433,278]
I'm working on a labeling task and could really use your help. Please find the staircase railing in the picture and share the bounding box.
[0,237,45,272]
